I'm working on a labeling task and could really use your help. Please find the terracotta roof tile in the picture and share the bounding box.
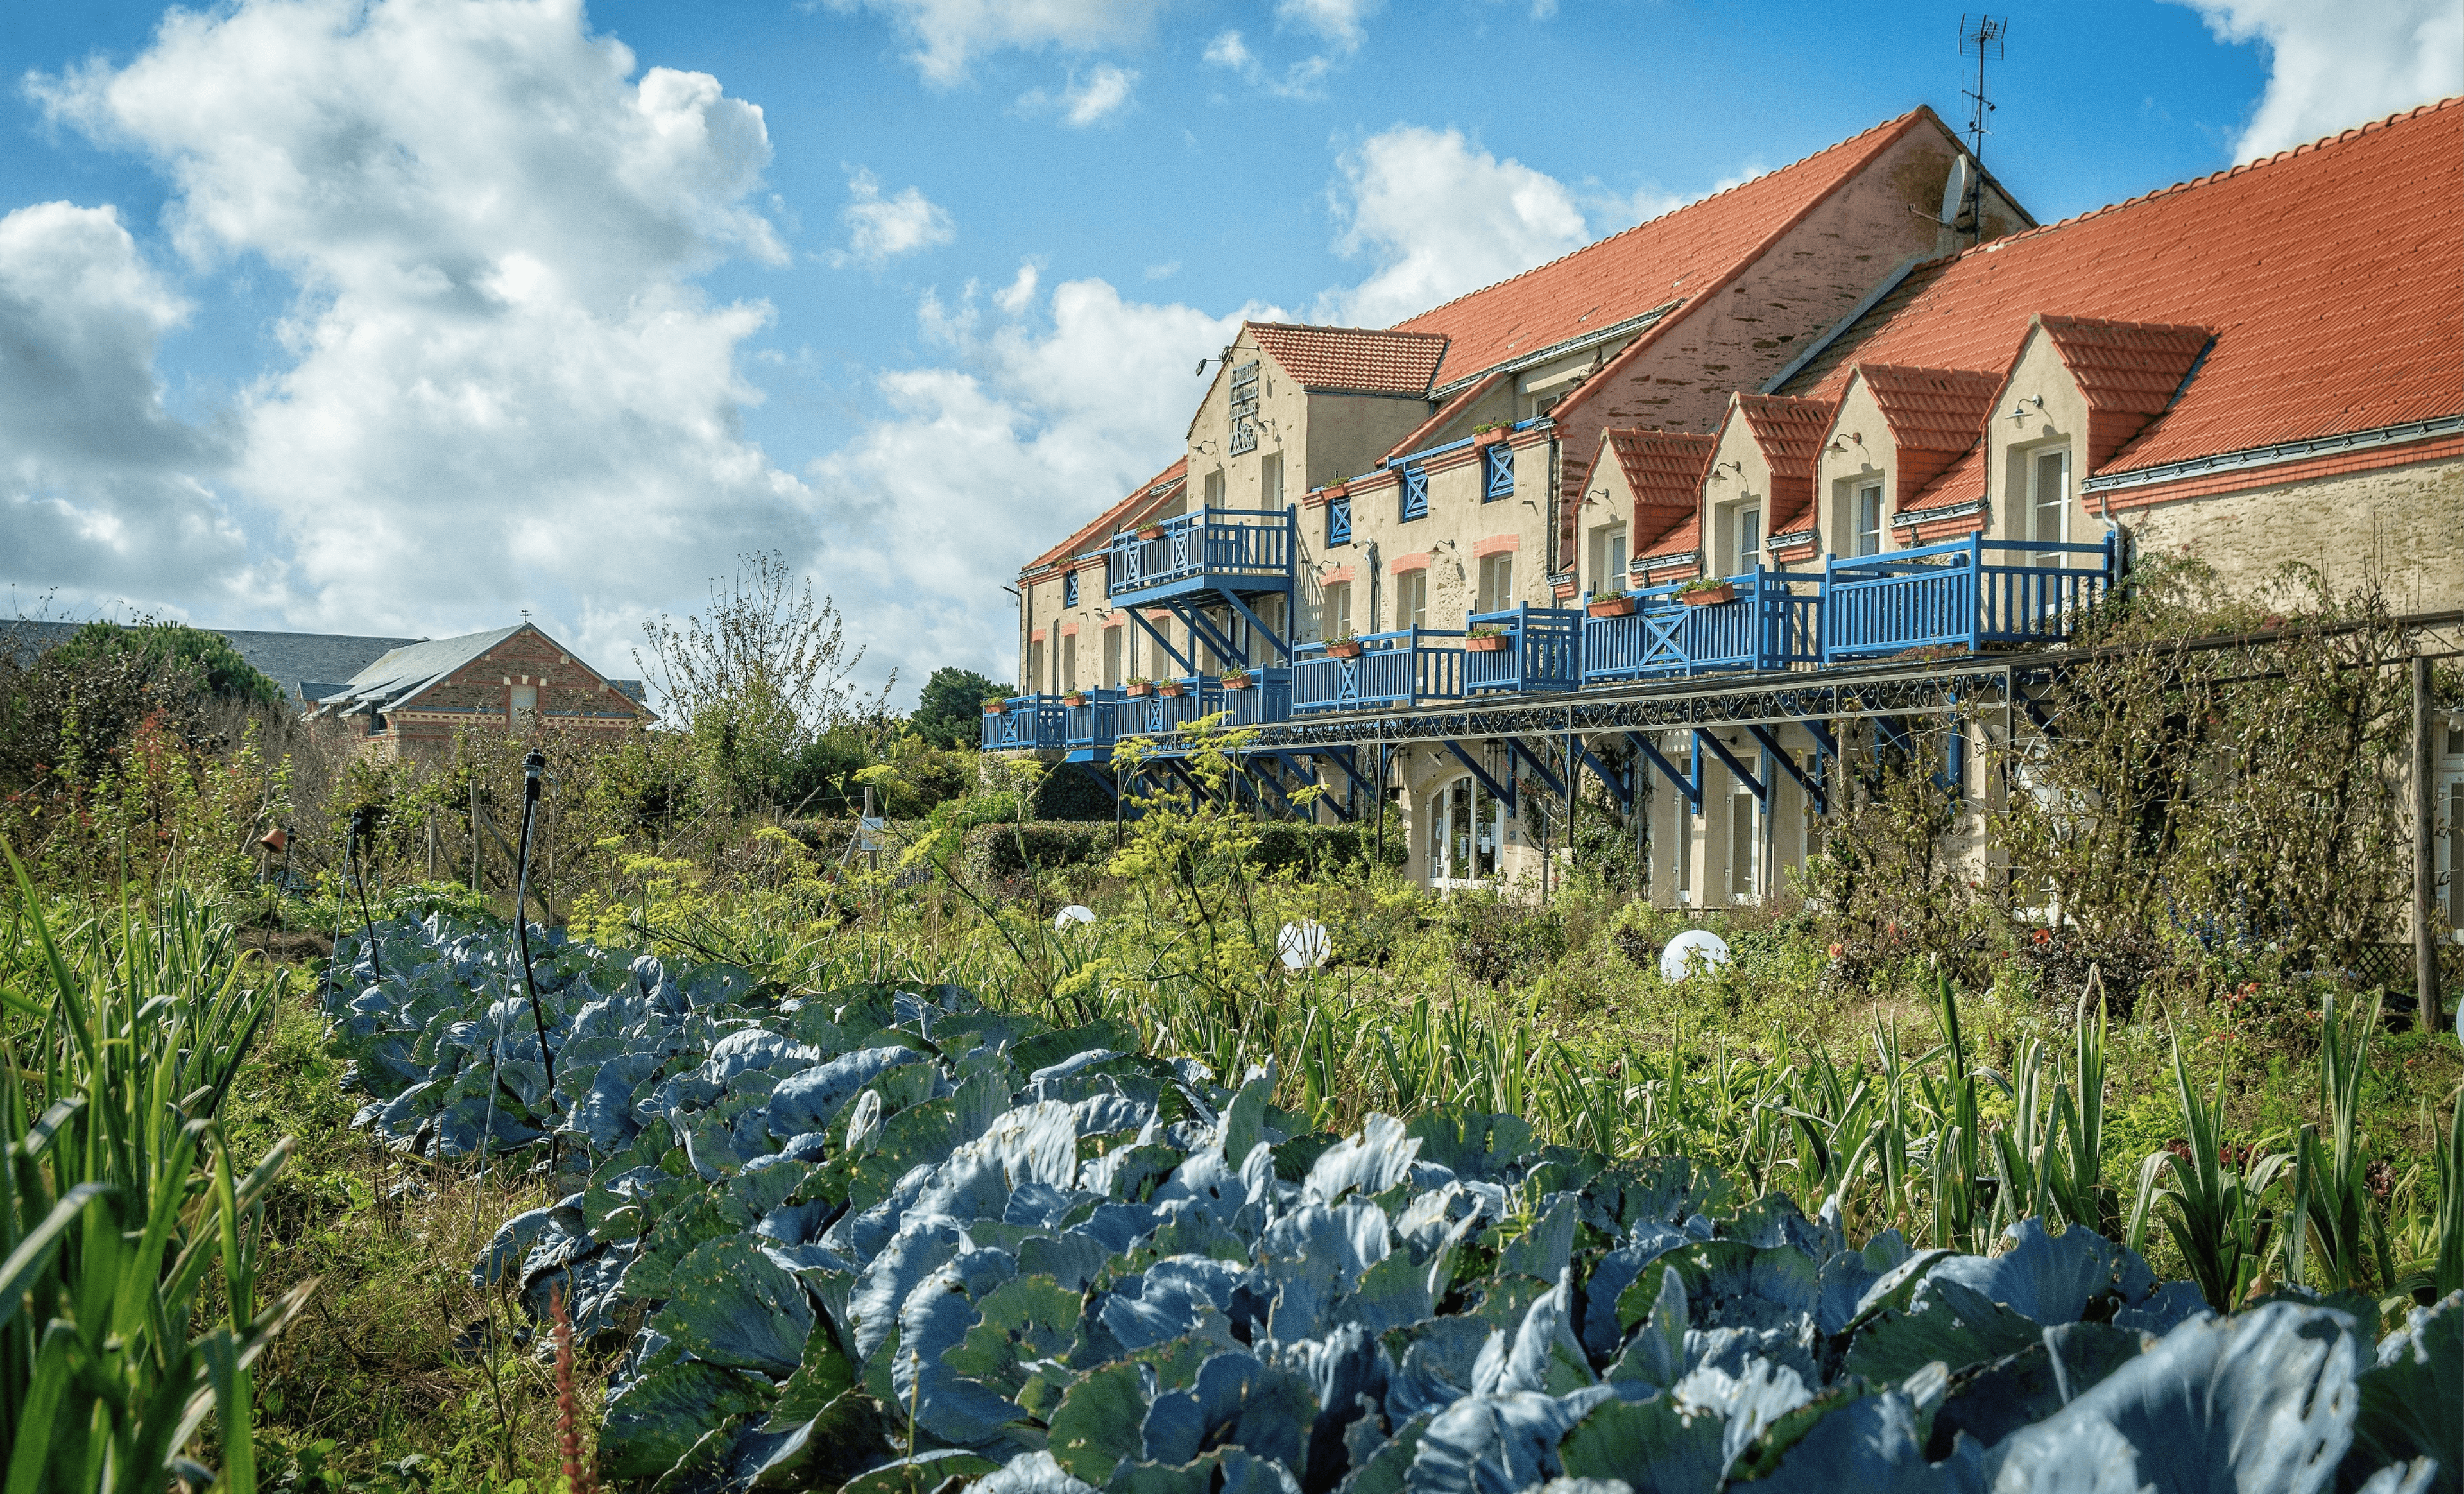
[1393,110,1935,388]
[1246,322,1450,395]
[1605,429,1716,555]
[1026,458,1186,574]
[1639,511,1703,563]
[1854,364,2002,451]
[1789,98,2464,476]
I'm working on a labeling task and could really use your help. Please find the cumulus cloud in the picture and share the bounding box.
[1315,126,1587,327]
[1201,0,1375,99]
[808,275,1271,678]
[822,0,1169,85]
[0,200,252,610]
[1278,0,1380,53]
[27,0,808,669]
[2175,0,2464,160]
[835,167,958,262]
[1017,63,1139,126]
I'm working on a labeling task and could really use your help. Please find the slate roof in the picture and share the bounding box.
[1782,98,2464,479]
[319,626,525,712]
[1025,459,1188,575]
[1392,110,1942,390]
[1245,323,1451,396]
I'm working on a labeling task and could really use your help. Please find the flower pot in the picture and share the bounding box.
[1466,635,1510,653]
[1157,683,1185,698]
[982,704,1005,716]
[1472,428,1505,447]
[1136,526,1166,541]
[1124,685,1153,698]
[1587,596,1637,618]
[1061,695,1088,708]
[1222,676,1254,691]
[1325,640,1364,659]
[1679,583,1736,607]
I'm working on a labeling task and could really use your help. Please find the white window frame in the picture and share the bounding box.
[1322,581,1352,640]
[1478,553,1514,613]
[1427,773,1505,889]
[2029,443,2072,549]
[1395,569,1429,630]
[1589,524,1627,596]
[1737,504,1761,576]
[1854,483,1885,556]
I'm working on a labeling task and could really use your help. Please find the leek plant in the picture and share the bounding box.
[1,850,309,1493]
[2282,992,2399,1296]
[2129,1025,2291,1312]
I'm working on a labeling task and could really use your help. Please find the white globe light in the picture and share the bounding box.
[1054,904,1095,931]
[1659,929,1731,982]
[1278,920,1332,971]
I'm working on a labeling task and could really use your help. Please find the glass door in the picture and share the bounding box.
[1427,774,1503,888]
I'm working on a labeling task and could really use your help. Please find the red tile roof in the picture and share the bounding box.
[1391,110,1937,390]
[1732,395,1835,533]
[2034,316,2215,468]
[1026,458,1186,574]
[1850,364,2002,502]
[1605,430,1716,556]
[1246,322,1450,395]
[1791,98,2464,478]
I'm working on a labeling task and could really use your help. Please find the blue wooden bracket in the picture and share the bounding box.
[1504,737,1564,801]
[1746,724,1826,815]
[1315,746,1373,800]
[1178,604,1249,669]
[1126,609,1194,676]
[1443,741,1517,814]
[1625,732,1700,814]
[1694,728,1767,803]
[1262,752,1348,821]
[1213,587,1294,662]
[1576,741,1632,811]
[1245,759,1301,819]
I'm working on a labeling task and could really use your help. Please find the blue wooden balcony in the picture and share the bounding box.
[1821,533,2116,664]
[1464,606,1580,695]
[1115,677,1229,738]
[1580,569,1820,684]
[1062,689,1118,751]
[1292,629,1467,714]
[1223,667,1292,727]
[982,695,1066,750]
[1104,508,1296,607]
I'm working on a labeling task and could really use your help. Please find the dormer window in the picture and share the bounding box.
[1854,483,1885,556]
[2029,445,2071,544]
[1736,506,1761,574]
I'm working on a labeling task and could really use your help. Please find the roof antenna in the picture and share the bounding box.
[1956,14,2007,246]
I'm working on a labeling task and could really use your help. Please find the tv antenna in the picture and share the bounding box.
[1958,14,2006,165]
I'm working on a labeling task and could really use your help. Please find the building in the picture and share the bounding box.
[310,622,653,755]
[995,99,2464,916]
[3,618,418,708]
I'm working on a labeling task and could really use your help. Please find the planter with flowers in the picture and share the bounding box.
[1586,592,1638,619]
[1324,630,1364,660]
[1123,678,1154,698]
[1466,624,1510,653]
[1678,578,1736,608]
[1221,669,1254,690]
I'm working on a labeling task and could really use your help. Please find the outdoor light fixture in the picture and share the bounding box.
[2007,395,2046,424]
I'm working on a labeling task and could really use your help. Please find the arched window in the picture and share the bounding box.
[1427,773,1504,887]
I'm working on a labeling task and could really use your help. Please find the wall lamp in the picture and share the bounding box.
[2006,395,2046,425]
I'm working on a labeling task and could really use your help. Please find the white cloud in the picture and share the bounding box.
[1202,28,1254,69]
[1143,259,1180,280]
[1588,159,1768,230]
[2174,0,2464,160]
[0,200,253,610]
[835,167,957,262]
[1017,63,1139,126]
[808,275,1276,680]
[26,0,810,673]
[1277,0,1380,53]
[1315,125,1588,327]
[822,0,1170,85]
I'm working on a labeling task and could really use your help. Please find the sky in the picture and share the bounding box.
[3,0,2458,706]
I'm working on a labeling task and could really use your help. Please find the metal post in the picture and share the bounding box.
[2416,655,2441,1030]
[1563,728,1579,889]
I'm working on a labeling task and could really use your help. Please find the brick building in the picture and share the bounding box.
[312,622,653,757]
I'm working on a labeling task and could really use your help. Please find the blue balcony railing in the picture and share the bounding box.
[1580,569,1820,683]
[1292,629,1466,714]
[1105,508,1296,601]
[1223,667,1292,727]
[1821,533,2116,664]
[981,694,1066,750]
[1464,605,1580,694]
[1062,689,1118,750]
[1113,678,1229,738]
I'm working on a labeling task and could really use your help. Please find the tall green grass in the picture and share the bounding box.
[1,850,307,1493]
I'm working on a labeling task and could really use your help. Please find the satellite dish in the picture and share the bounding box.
[1054,904,1095,931]
[1660,929,1731,983]
[1278,920,1331,971]
[1940,155,1977,226]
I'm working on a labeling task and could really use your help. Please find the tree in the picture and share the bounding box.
[636,552,891,810]
[47,619,285,707]
[913,666,1007,750]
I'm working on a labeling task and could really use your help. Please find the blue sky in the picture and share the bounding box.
[2,0,2456,703]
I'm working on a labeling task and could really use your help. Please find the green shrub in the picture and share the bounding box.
[961,821,1117,881]
[1250,821,1408,876]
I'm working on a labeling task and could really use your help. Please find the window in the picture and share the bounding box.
[2030,446,2071,545]
[1736,506,1761,575]
[1399,464,1429,522]
[1589,524,1627,595]
[1103,628,1122,687]
[2445,775,2462,940]
[1800,750,1826,863]
[1729,780,1756,900]
[1326,494,1351,547]
[1063,571,1079,607]
[1482,443,1514,501]
[1028,640,1044,692]
[1260,451,1283,508]
[1321,581,1353,640]
[1395,569,1428,630]
[1428,774,1504,885]
[1062,634,1077,692]
[1228,361,1260,455]
[511,684,538,730]
[1477,553,1514,614]
[1854,483,1884,556]
[1204,470,1225,508]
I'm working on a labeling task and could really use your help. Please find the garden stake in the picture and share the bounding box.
[350,803,384,983]
[515,748,561,1140]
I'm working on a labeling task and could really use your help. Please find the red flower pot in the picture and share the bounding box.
[1466,635,1510,652]
[1679,583,1736,607]
[1325,640,1364,659]
[1587,596,1637,618]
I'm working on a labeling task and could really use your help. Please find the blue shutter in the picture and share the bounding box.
[1327,495,1351,547]
[1400,465,1429,522]
[1063,571,1079,607]
[1483,443,1514,501]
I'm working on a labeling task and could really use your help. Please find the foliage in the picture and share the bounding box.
[44,619,286,708]
[912,667,1008,751]
[0,852,305,1492]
